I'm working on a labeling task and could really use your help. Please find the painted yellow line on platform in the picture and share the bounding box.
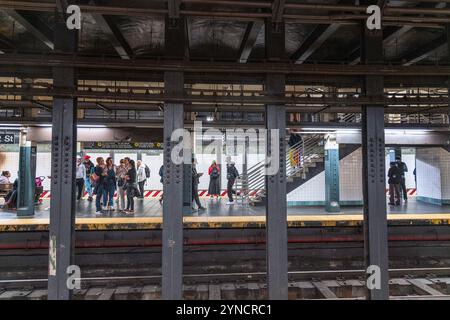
[1,213,450,231]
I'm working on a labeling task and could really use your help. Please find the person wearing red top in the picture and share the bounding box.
[208,160,221,199]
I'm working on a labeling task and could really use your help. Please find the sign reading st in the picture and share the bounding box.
[0,133,16,144]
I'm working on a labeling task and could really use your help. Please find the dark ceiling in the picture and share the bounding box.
[0,0,448,65]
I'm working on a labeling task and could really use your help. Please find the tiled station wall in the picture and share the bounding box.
[287,147,417,206]
[416,148,450,205]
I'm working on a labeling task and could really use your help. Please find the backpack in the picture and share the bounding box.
[211,166,219,179]
[144,165,150,178]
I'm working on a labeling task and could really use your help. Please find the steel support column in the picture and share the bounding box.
[325,135,340,213]
[265,18,288,300]
[361,4,389,299]
[447,21,450,127]
[47,19,78,300]
[16,129,36,217]
[162,15,186,300]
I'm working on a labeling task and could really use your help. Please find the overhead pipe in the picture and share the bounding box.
[1,1,450,25]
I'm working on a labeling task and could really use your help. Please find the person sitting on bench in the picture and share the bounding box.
[4,179,18,209]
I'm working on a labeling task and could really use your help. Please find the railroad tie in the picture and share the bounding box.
[407,279,445,296]
[312,281,338,299]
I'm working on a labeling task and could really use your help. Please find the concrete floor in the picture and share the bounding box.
[0,197,449,220]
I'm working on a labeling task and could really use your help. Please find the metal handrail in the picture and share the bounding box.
[245,134,325,193]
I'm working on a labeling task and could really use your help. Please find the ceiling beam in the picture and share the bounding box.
[401,34,446,66]
[0,34,15,54]
[349,1,447,65]
[238,21,263,63]
[4,53,450,76]
[3,9,53,49]
[91,13,133,60]
[291,24,340,64]
[168,0,181,18]
[271,0,285,22]
[292,0,355,64]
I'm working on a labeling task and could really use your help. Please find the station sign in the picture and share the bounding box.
[0,129,19,144]
[82,142,163,150]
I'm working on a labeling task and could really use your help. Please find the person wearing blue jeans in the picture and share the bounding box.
[83,155,95,201]
[103,157,117,211]
[93,157,106,214]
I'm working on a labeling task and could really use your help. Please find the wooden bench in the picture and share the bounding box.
[0,183,13,198]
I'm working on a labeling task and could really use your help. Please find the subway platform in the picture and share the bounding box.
[1,197,450,231]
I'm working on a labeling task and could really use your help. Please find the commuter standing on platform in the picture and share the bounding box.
[75,157,86,201]
[125,159,138,214]
[226,157,239,205]
[115,159,127,212]
[388,162,401,206]
[93,157,106,214]
[192,158,205,211]
[288,129,302,168]
[136,160,147,199]
[208,160,221,199]
[83,155,95,202]
[395,156,409,201]
[159,165,164,204]
[103,157,117,212]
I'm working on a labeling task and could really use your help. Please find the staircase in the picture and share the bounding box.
[238,134,359,206]
[238,134,323,206]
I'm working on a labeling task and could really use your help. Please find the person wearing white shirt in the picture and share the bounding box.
[136,160,147,199]
[0,171,11,185]
[76,157,86,200]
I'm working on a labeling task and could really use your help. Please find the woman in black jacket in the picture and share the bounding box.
[125,159,138,213]
[93,157,106,214]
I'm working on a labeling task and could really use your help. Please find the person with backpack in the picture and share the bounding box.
[388,161,401,206]
[226,157,239,205]
[208,160,221,199]
[395,156,409,201]
[136,160,149,199]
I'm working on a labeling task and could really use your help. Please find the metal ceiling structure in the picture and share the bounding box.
[1,0,450,301]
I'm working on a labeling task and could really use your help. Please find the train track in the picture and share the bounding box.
[2,267,450,287]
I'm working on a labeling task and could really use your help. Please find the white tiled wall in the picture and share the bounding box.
[416,148,450,201]
[141,152,163,190]
[287,147,363,203]
[36,152,51,190]
[0,152,19,182]
[339,148,363,202]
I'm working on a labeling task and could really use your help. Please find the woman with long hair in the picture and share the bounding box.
[125,159,138,214]
[103,157,117,212]
[115,159,127,212]
[93,157,106,214]
[208,160,221,199]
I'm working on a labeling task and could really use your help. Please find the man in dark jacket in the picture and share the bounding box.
[226,158,239,205]
[159,165,164,204]
[191,159,205,211]
[388,162,401,205]
[395,156,408,201]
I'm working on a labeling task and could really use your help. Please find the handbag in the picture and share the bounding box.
[90,172,99,184]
